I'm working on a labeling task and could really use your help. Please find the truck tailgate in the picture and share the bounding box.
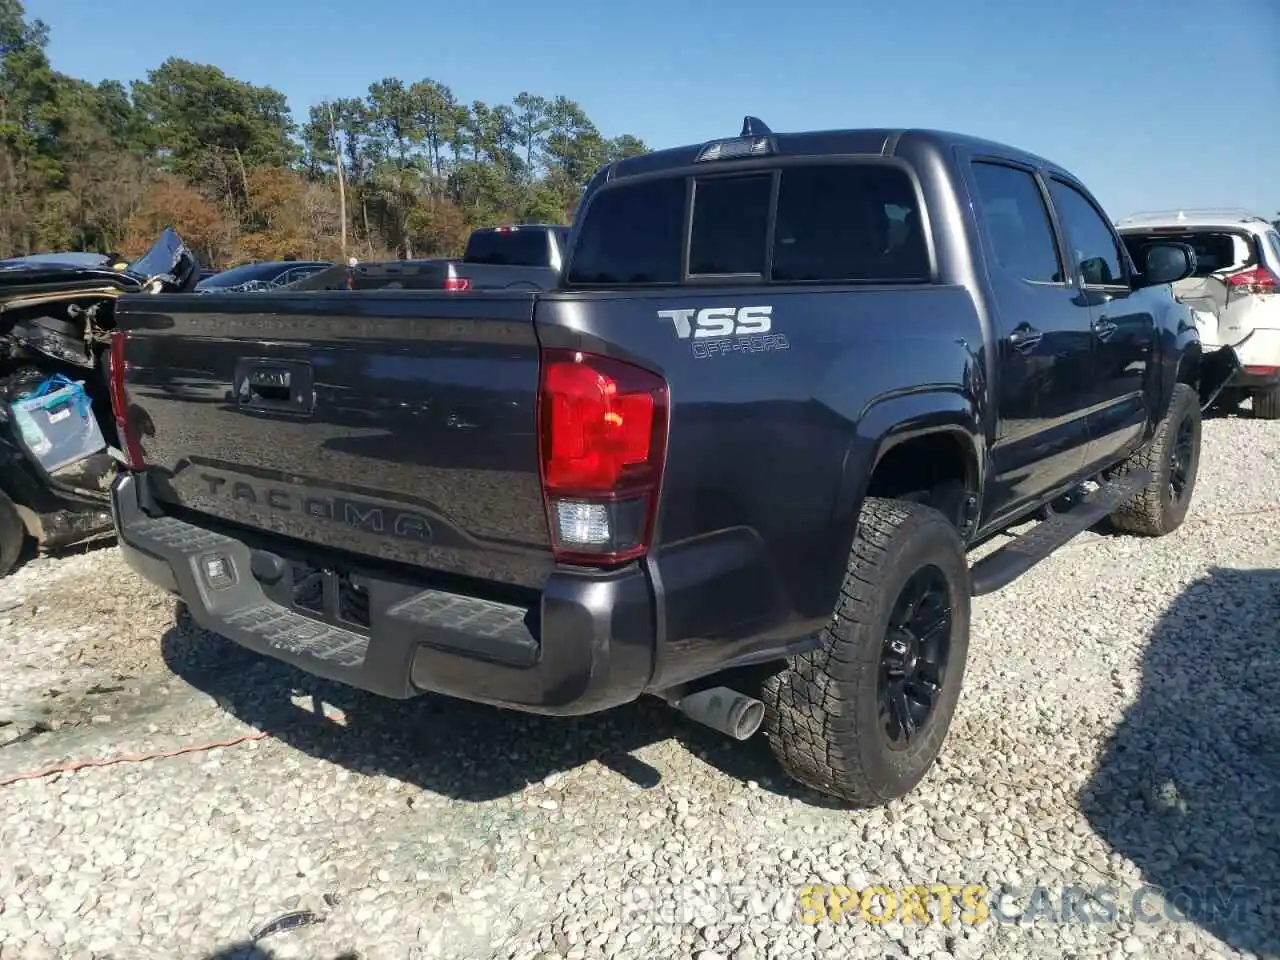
[114,291,553,589]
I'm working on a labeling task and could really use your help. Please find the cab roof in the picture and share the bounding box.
[598,121,1073,185]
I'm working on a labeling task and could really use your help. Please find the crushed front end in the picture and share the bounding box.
[0,230,199,569]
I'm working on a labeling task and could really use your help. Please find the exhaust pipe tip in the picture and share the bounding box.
[668,686,766,741]
[733,698,765,739]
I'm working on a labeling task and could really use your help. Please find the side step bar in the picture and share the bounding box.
[969,471,1152,597]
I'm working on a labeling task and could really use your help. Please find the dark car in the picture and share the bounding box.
[195,260,331,293]
[0,229,200,575]
[107,119,1238,806]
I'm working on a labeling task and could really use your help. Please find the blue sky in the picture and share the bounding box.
[29,0,1280,219]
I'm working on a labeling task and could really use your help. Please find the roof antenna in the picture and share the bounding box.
[741,116,771,136]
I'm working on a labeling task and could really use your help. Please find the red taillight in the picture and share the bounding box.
[443,276,471,291]
[1226,266,1277,299]
[108,330,145,470]
[537,349,669,566]
[1244,365,1279,376]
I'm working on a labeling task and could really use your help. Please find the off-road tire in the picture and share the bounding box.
[1107,382,1201,536]
[0,491,26,578]
[760,497,971,807]
[1253,385,1280,421]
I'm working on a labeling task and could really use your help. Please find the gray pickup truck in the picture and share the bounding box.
[107,119,1236,806]
[291,224,568,293]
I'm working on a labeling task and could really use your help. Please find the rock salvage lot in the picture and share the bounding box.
[1,415,1279,960]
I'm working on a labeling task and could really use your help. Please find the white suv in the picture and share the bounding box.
[1117,209,1280,418]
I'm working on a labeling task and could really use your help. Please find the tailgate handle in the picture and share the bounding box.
[1008,324,1042,353]
[234,359,314,415]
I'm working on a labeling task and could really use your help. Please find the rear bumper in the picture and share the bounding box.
[111,472,656,715]
[1225,324,1280,385]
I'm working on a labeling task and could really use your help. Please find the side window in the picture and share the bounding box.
[1047,179,1126,286]
[970,162,1063,284]
[1266,231,1280,267]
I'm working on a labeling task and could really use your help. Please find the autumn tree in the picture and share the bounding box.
[0,0,650,266]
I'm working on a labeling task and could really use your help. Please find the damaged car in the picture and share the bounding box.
[1118,210,1279,417]
[0,228,200,576]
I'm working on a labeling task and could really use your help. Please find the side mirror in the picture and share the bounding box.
[1142,242,1197,285]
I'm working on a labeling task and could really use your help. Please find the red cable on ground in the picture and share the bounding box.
[0,730,270,788]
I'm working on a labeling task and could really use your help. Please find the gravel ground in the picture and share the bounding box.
[1,412,1278,960]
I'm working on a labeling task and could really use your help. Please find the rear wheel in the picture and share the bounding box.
[1253,385,1280,420]
[1107,382,1201,536]
[761,497,970,806]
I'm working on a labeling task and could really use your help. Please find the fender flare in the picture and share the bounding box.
[1157,304,1203,417]
[828,386,985,537]
[1159,328,1203,421]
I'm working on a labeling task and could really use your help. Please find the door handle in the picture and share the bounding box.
[1094,318,1118,341]
[1008,325,1042,352]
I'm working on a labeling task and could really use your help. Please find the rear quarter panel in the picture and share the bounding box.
[534,284,985,687]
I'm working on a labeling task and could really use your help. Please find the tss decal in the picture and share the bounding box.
[656,305,789,358]
[657,305,773,339]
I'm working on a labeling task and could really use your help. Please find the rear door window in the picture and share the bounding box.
[771,165,930,282]
[567,162,929,286]
[970,162,1064,284]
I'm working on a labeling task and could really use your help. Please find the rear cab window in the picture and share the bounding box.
[464,229,551,267]
[565,161,931,286]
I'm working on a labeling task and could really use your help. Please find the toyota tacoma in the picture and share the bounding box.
[106,120,1235,806]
